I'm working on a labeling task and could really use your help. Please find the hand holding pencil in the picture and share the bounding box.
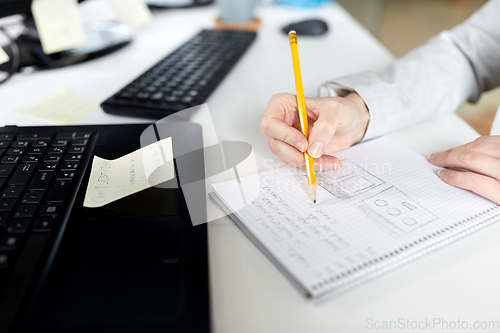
[260,39,370,181]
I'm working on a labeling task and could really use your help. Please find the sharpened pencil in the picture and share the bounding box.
[288,30,317,203]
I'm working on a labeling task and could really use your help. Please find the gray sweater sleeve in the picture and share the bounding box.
[319,0,500,140]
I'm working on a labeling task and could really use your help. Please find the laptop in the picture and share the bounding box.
[0,123,209,333]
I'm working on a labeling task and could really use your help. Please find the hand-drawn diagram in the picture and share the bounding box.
[316,160,384,200]
[358,187,437,236]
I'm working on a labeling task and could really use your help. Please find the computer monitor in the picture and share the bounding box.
[0,0,31,19]
[0,0,134,71]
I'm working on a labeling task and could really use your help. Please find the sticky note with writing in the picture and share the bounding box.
[31,0,85,54]
[83,137,174,208]
[107,0,152,27]
[18,88,99,125]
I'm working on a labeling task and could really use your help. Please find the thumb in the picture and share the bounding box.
[307,108,340,158]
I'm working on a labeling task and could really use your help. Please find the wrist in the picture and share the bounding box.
[345,92,370,142]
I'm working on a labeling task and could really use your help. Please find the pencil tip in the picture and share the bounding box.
[314,200,316,204]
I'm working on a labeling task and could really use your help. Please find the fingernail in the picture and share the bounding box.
[308,142,324,158]
[296,142,305,152]
[334,163,339,170]
[438,169,445,177]
[428,153,435,160]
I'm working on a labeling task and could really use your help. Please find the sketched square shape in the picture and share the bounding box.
[359,187,437,236]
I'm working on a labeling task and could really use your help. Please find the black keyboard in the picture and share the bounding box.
[0,131,94,328]
[101,29,257,119]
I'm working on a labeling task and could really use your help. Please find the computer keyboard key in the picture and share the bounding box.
[136,92,150,100]
[0,235,21,251]
[48,147,66,154]
[27,147,45,154]
[68,146,85,154]
[2,187,23,198]
[0,149,4,156]
[181,96,193,103]
[39,163,58,172]
[56,172,75,181]
[74,132,92,139]
[32,140,49,147]
[56,132,92,140]
[29,171,55,191]
[10,164,36,186]
[39,204,61,216]
[22,155,41,164]
[22,192,44,204]
[0,178,5,188]
[0,253,9,269]
[165,96,179,102]
[14,205,37,218]
[7,148,25,155]
[0,213,7,227]
[18,133,53,140]
[2,156,19,164]
[46,181,72,203]
[71,139,88,146]
[0,199,16,212]
[33,218,55,232]
[0,134,15,141]
[60,163,78,171]
[12,141,30,148]
[150,93,164,102]
[64,154,83,162]
[52,140,69,147]
[43,155,61,163]
[0,165,15,178]
[7,219,31,233]
[0,142,10,148]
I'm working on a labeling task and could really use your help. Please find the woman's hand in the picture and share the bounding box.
[428,135,500,204]
[260,92,370,171]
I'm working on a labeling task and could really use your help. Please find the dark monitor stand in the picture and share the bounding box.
[2,14,134,71]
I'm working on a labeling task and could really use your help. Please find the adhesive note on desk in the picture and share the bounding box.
[18,88,100,125]
[108,0,152,27]
[0,46,9,65]
[31,0,85,54]
[84,137,174,208]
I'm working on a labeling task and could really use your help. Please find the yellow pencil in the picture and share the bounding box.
[288,30,317,203]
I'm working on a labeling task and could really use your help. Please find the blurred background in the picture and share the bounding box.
[337,0,500,135]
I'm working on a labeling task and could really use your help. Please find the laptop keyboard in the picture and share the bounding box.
[0,131,93,322]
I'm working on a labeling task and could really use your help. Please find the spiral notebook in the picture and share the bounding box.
[209,137,500,300]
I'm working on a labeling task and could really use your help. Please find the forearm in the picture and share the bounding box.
[320,0,500,140]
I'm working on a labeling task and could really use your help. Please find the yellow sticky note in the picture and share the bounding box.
[31,0,85,54]
[108,0,152,27]
[18,88,100,125]
[83,137,175,208]
[0,46,9,65]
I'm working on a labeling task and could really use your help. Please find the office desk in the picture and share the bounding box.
[2,2,500,332]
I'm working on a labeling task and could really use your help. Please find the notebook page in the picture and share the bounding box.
[212,137,498,298]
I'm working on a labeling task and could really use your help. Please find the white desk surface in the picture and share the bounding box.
[2,2,500,332]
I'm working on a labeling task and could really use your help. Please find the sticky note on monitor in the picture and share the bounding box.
[108,0,152,27]
[31,0,85,54]
[0,46,9,65]
[18,87,100,125]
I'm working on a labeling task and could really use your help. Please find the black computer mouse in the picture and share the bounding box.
[282,19,329,36]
